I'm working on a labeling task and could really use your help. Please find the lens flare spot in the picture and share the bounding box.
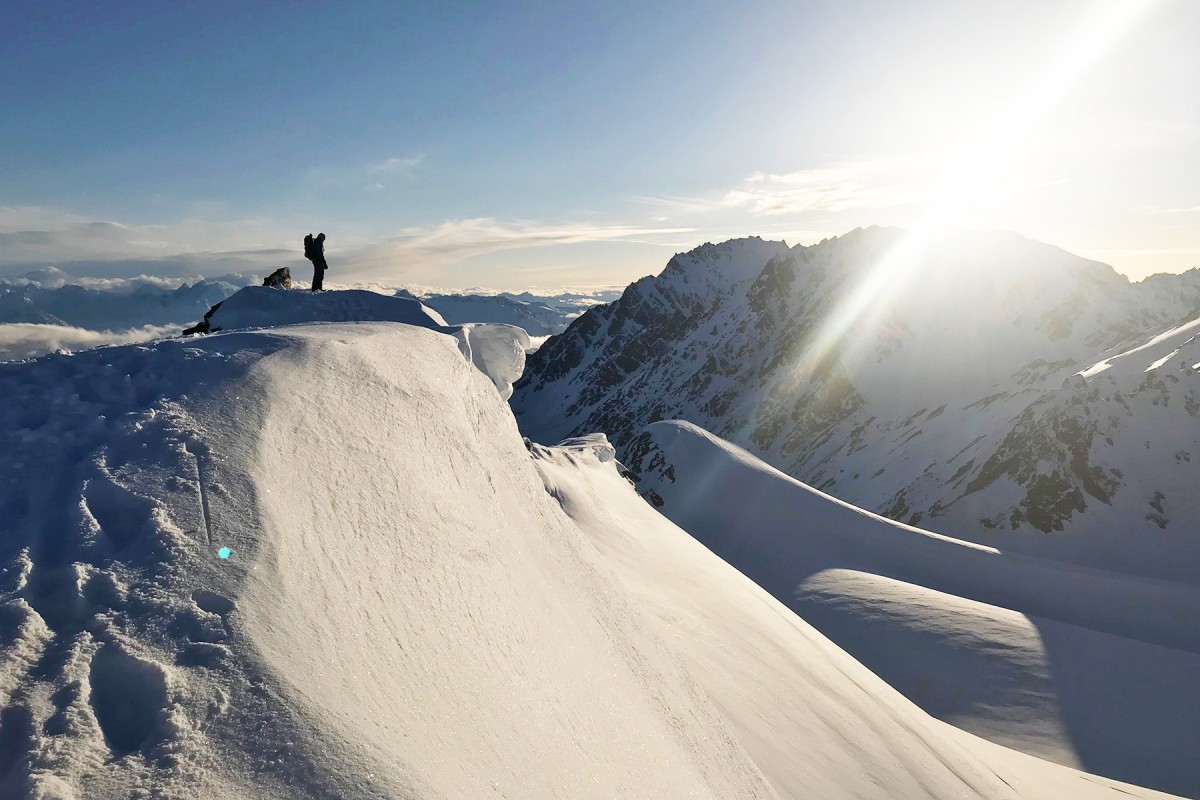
[217,546,232,560]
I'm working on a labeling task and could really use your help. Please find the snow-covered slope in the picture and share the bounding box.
[532,435,1181,800]
[629,419,1200,797]
[0,324,782,799]
[2,276,1189,798]
[513,229,1200,581]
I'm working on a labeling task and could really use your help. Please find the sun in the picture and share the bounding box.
[790,0,1163,385]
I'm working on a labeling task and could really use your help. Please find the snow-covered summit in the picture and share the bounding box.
[182,285,448,334]
[180,285,536,399]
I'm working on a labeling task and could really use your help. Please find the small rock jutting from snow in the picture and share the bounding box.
[261,268,292,289]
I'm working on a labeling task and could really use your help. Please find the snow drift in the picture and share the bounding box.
[183,286,531,399]
[632,419,1200,797]
[182,285,448,334]
[0,323,777,798]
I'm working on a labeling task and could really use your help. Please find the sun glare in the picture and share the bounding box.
[794,0,1162,387]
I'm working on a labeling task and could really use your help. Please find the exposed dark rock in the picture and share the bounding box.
[262,268,292,289]
[181,300,223,336]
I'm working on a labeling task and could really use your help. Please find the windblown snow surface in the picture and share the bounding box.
[0,289,1186,798]
[632,420,1200,797]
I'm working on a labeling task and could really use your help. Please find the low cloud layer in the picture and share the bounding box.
[0,323,180,362]
[0,205,691,287]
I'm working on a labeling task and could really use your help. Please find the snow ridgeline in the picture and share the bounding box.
[0,292,1180,798]
[630,420,1200,797]
[184,285,531,399]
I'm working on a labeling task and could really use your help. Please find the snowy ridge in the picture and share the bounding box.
[184,286,531,400]
[394,288,623,337]
[532,435,1179,800]
[630,419,1200,797]
[184,285,448,333]
[513,230,1200,581]
[412,292,576,336]
[0,324,777,798]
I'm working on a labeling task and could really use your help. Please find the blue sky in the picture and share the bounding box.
[2,0,1197,288]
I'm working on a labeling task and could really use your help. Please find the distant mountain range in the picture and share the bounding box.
[0,272,247,330]
[0,273,622,362]
[400,288,622,336]
[512,228,1200,582]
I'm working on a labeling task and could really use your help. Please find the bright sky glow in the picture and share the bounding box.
[797,0,1167,383]
[2,0,1196,288]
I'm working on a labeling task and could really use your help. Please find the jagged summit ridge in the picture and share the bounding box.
[512,229,1200,581]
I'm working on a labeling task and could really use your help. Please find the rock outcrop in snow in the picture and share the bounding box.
[513,229,1200,581]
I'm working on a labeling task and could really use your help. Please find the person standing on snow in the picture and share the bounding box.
[304,232,328,291]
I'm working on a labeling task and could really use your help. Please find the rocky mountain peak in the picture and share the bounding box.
[513,230,1200,581]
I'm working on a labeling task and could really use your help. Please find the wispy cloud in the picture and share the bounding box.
[725,167,930,215]
[639,157,932,218]
[0,207,294,278]
[341,218,695,276]
[305,154,426,192]
[369,155,424,174]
